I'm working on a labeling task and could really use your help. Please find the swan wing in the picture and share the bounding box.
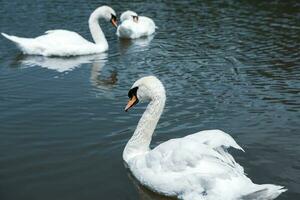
[139,16,156,33]
[184,129,244,151]
[128,130,249,198]
[41,30,90,46]
[129,130,286,199]
[146,129,244,174]
[2,30,99,56]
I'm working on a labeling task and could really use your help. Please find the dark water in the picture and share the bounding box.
[0,0,299,199]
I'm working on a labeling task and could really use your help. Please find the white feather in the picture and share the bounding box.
[1,6,116,56]
[124,76,287,200]
[117,11,156,39]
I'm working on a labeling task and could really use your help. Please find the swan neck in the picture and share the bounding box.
[123,96,165,162]
[88,11,108,47]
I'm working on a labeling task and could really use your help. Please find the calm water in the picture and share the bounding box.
[0,0,299,199]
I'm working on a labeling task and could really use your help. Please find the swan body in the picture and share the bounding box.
[1,6,117,56]
[117,11,156,39]
[123,76,286,200]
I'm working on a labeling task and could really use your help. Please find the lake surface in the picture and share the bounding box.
[0,0,299,199]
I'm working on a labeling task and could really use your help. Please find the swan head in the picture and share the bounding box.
[125,76,166,112]
[91,6,118,27]
[120,10,139,23]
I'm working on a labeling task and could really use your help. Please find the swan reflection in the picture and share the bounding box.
[90,59,118,90]
[20,53,108,73]
[119,35,154,54]
[18,53,118,90]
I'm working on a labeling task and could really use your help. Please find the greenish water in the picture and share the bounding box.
[0,0,299,199]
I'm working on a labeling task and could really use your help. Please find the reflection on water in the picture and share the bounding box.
[19,53,108,73]
[118,35,154,55]
[90,59,118,90]
[18,53,119,93]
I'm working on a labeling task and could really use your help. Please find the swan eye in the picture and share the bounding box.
[128,87,138,98]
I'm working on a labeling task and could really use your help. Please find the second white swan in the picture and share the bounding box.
[123,76,286,200]
[117,10,156,39]
[1,6,117,56]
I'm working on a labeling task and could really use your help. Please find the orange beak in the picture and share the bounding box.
[111,18,118,28]
[125,95,138,112]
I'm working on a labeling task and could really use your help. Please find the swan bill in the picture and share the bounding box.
[125,95,139,112]
[110,14,118,27]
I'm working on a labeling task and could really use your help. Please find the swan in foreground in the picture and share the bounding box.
[117,11,156,39]
[123,76,286,200]
[1,6,117,56]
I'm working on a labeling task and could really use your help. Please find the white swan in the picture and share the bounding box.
[116,10,156,39]
[1,6,117,57]
[123,76,286,200]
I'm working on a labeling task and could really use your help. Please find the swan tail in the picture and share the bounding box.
[242,184,287,200]
[2,33,26,44]
[2,33,35,53]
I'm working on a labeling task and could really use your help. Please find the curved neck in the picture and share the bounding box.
[123,95,166,162]
[88,10,108,48]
